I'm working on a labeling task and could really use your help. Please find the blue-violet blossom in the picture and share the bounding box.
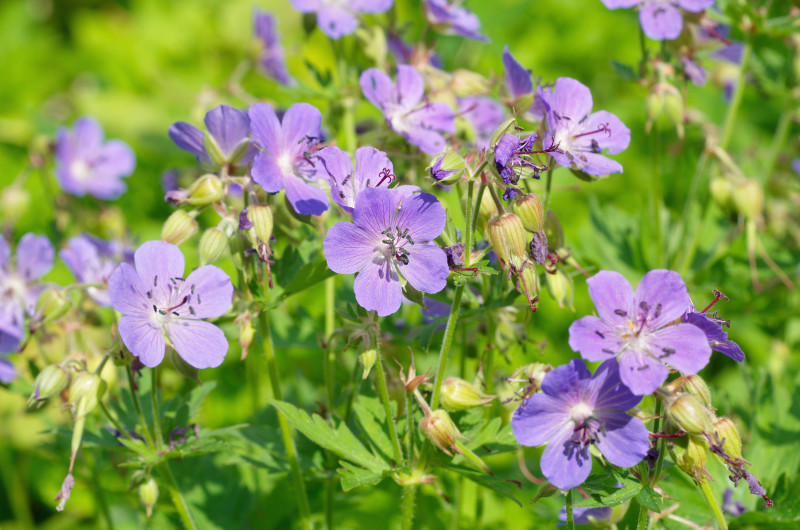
[424,0,489,42]
[60,234,134,308]
[600,0,714,41]
[254,9,295,86]
[458,96,505,152]
[169,105,257,172]
[289,0,393,40]
[493,134,540,201]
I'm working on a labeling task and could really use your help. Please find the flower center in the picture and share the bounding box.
[569,401,601,446]
[70,159,92,182]
[380,225,415,265]
[0,274,26,307]
[147,275,202,325]
[277,153,294,176]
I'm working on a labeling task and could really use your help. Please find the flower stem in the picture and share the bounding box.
[698,480,729,530]
[158,461,198,530]
[431,284,465,409]
[565,489,575,530]
[464,180,475,267]
[323,275,336,530]
[370,326,403,465]
[636,499,649,530]
[257,310,312,528]
[151,367,162,451]
[127,365,154,448]
[650,122,663,267]
[762,109,792,184]
[543,166,555,213]
[98,399,135,443]
[651,398,667,486]
[487,182,506,214]
[401,484,417,530]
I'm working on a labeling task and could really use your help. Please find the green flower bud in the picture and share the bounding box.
[139,477,159,519]
[511,193,545,233]
[511,93,534,115]
[663,86,684,133]
[669,434,709,483]
[666,375,711,407]
[29,364,70,406]
[0,185,31,222]
[666,393,716,435]
[646,89,665,124]
[543,209,564,250]
[452,69,490,97]
[35,287,72,325]
[478,188,499,235]
[161,210,198,246]
[712,417,743,463]
[248,204,274,244]
[186,174,225,206]
[732,179,763,220]
[198,227,228,266]
[359,348,377,380]
[709,177,734,210]
[517,263,540,309]
[441,377,491,411]
[238,319,256,361]
[487,213,527,270]
[70,372,106,418]
[488,117,517,151]
[545,269,574,311]
[420,409,461,456]
[428,152,467,185]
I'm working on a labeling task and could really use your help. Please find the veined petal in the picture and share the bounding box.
[589,360,643,412]
[541,359,591,404]
[503,46,533,99]
[204,105,250,156]
[168,122,208,159]
[118,315,165,367]
[550,77,593,121]
[317,6,358,39]
[108,263,151,316]
[587,271,634,328]
[594,411,649,468]
[572,152,624,176]
[133,241,185,303]
[646,323,712,375]
[576,110,630,155]
[640,0,683,40]
[281,103,322,149]
[354,257,402,316]
[167,319,228,369]
[398,244,448,295]
[323,223,377,274]
[618,348,670,395]
[283,171,329,216]
[248,103,283,155]
[15,233,54,282]
[395,192,446,243]
[178,266,233,319]
[412,102,456,133]
[511,392,571,446]
[634,269,691,330]
[541,426,593,490]
[360,68,396,112]
[568,316,624,362]
[352,187,400,239]
[317,146,355,210]
[252,152,285,193]
[396,65,425,109]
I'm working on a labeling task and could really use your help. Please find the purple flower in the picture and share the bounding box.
[558,506,613,526]
[60,234,134,307]
[360,65,456,155]
[248,102,329,216]
[600,0,714,41]
[503,46,533,101]
[290,0,393,40]
[568,270,712,395]
[680,56,707,86]
[254,9,295,86]
[458,96,505,151]
[323,187,449,316]
[108,241,233,368]
[539,77,631,176]
[424,0,489,42]
[792,159,800,180]
[493,134,540,200]
[511,359,649,489]
[723,489,748,517]
[169,105,257,171]
[683,307,744,362]
[0,234,54,362]
[54,117,135,200]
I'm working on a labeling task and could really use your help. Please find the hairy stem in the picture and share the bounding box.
[158,461,198,530]
[371,326,404,464]
[464,180,475,267]
[698,481,729,530]
[151,367,162,451]
[566,489,575,530]
[431,284,465,409]
[401,484,417,530]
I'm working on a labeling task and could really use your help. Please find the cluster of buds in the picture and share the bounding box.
[710,176,764,220]
[487,212,539,310]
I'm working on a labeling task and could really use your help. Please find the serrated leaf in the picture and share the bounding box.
[271,399,389,474]
[577,468,643,508]
[610,59,638,81]
[337,465,385,491]
[450,467,522,507]
[353,396,394,462]
[462,417,517,454]
[636,486,663,513]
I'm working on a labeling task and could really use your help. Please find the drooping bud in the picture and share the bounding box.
[29,364,70,406]
[138,477,159,518]
[359,349,377,380]
[441,377,492,411]
[669,434,709,483]
[709,177,734,210]
[428,152,467,185]
[517,263,540,310]
[545,269,574,311]
[512,193,544,233]
[35,287,72,326]
[712,417,743,463]
[666,375,711,407]
[247,204,274,244]
[0,185,31,222]
[186,174,225,206]
[420,409,460,456]
[666,393,716,435]
[69,372,106,418]
[732,179,763,220]
[198,227,229,266]
[662,85,685,138]
[238,318,256,361]
[645,89,665,126]
[161,210,198,245]
[487,213,527,270]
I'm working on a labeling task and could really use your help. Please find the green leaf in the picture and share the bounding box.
[610,59,638,82]
[450,260,498,286]
[636,486,663,513]
[450,467,522,507]
[271,399,390,474]
[262,256,336,309]
[353,396,394,462]
[337,465,385,491]
[461,416,517,454]
[577,468,643,508]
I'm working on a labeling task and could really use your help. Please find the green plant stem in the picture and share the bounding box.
[323,275,336,530]
[487,182,506,214]
[652,398,666,486]
[257,310,312,529]
[698,481,728,530]
[0,448,34,527]
[431,284,465,409]
[151,367,162,451]
[543,166,555,213]
[158,461,198,530]
[401,484,417,530]
[371,327,403,464]
[719,42,753,152]
[565,489,575,530]
[127,365,155,448]
[470,183,486,256]
[636,499,649,530]
[86,450,113,530]
[650,123,663,267]
[98,400,135,443]
[464,180,475,267]
[762,109,793,183]
[405,389,415,465]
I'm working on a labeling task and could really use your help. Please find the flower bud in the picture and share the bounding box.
[420,409,460,456]
[198,227,228,265]
[543,209,564,250]
[35,287,71,325]
[359,348,377,380]
[0,185,31,222]
[670,434,709,483]
[161,210,198,246]
[139,477,159,518]
[709,177,734,210]
[663,86,684,134]
[203,133,227,168]
[546,269,574,311]
[70,372,106,418]
[489,117,517,150]
[478,188,499,235]
[248,204,274,244]
[732,179,763,220]
[238,319,256,360]
[428,152,466,185]
[512,193,545,233]
[186,174,225,206]
[646,89,665,124]
[441,377,491,411]
[712,417,743,462]
[666,375,711,406]
[666,393,716,435]
[452,69,490,97]
[29,364,70,406]
[487,213,527,270]
[517,263,540,309]
[511,93,534,115]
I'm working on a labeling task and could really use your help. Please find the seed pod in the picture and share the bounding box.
[666,375,711,407]
[139,477,159,518]
[712,417,743,463]
[666,393,716,435]
[512,193,545,233]
[35,287,72,326]
[29,364,70,406]
[186,174,225,206]
[546,269,574,311]
[248,204,274,245]
[441,377,491,411]
[161,210,198,246]
[70,372,106,418]
[198,227,229,266]
[487,213,527,270]
[670,434,709,483]
[709,177,734,211]
[359,349,377,380]
[420,409,460,456]
[732,179,763,220]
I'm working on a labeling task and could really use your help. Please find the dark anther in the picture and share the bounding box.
[589,139,602,154]
[342,175,351,186]
[397,254,409,265]
[172,311,179,316]
[601,348,615,354]
[197,294,201,304]
[189,307,195,315]
[153,275,158,286]
[146,290,152,299]
[152,304,157,313]
[191,284,195,294]
[637,365,649,371]
[654,303,662,318]
[614,309,627,316]
[595,330,605,339]
[382,238,394,245]
[639,301,650,312]
[662,347,675,354]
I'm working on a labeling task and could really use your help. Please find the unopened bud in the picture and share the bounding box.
[666,375,711,406]
[512,193,545,233]
[139,477,159,518]
[452,69,490,97]
[70,372,106,418]
[198,227,228,265]
[732,179,763,220]
[441,377,491,411]
[663,86,684,129]
[238,319,256,361]
[646,89,665,124]
[666,393,716,435]
[35,287,71,325]
[670,434,709,482]
[428,152,466,185]
[712,417,743,462]
[478,188,499,234]
[420,409,460,456]
[0,186,31,222]
[546,269,574,311]
[359,348,377,380]
[186,174,225,206]
[709,177,734,210]
[248,204,274,244]
[489,117,517,150]
[161,210,198,246]
[517,264,540,309]
[29,364,70,405]
[487,213,527,270]
[511,93,534,114]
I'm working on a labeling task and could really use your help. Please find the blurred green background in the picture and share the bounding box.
[1,0,799,528]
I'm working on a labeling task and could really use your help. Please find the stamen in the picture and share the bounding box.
[153,275,158,287]
[375,168,395,187]
[700,289,728,313]
[572,123,611,140]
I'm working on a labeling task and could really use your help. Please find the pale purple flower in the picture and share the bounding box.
[60,234,134,307]
[0,234,54,362]
[323,187,449,316]
[254,9,295,86]
[558,506,613,526]
[360,65,456,155]
[424,0,489,42]
[539,77,631,176]
[108,241,233,368]
[458,96,505,151]
[600,0,714,41]
[54,117,135,200]
[290,0,393,40]
[680,56,707,86]
[169,105,257,171]
[511,359,649,490]
[792,159,800,180]
[568,270,712,395]
[248,102,329,216]
[683,306,744,362]
[493,134,540,200]
[723,489,748,517]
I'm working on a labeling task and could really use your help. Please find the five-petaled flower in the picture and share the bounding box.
[249,102,329,216]
[600,0,714,41]
[568,269,711,396]
[108,241,233,369]
[60,234,133,308]
[360,65,456,155]
[55,117,136,200]
[539,77,631,176]
[253,9,295,86]
[323,187,449,316]
[289,0,393,40]
[424,0,489,42]
[511,359,650,490]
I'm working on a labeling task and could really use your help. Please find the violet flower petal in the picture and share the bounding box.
[178,266,233,319]
[168,122,208,160]
[167,319,228,369]
[118,315,166,368]
[204,105,250,157]
[0,356,16,384]
[395,192,446,242]
[323,224,377,274]
[15,233,54,282]
[587,271,635,328]
[634,269,691,329]
[354,258,402,317]
[594,410,650,467]
[360,68,396,112]
[541,426,593,490]
[283,172,329,216]
[248,103,284,155]
[646,323,712,375]
[640,0,683,40]
[133,241,185,302]
[618,348,671,395]
[317,6,359,40]
[281,103,322,152]
[503,46,533,99]
[398,244,449,294]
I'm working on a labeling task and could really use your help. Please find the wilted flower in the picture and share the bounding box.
[600,0,715,41]
[169,105,257,172]
[492,134,541,200]
[108,241,233,368]
[54,117,136,200]
[249,102,329,216]
[568,270,712,395]
[60,234,134,307]
[360,65,456,155]
[458,96,505,151]
[511,359,649,489]
[289,0,393,40]
[423,0,489,42]
[253,9,295,85]
[323,187,449,316]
